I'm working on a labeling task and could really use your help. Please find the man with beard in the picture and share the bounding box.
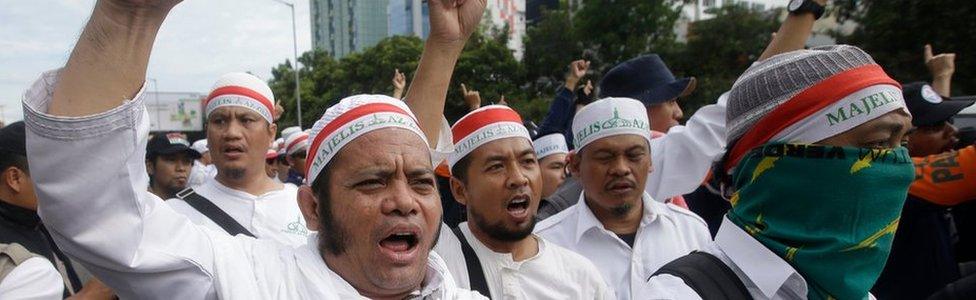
[21,0,488,298]
[433,105,613,299]
[146,132,198,200]
[161,71,309,247]
[646,44,915,300]
[534,98,713,300]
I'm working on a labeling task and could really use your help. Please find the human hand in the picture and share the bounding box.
[461,83,481,111]
[925,44,956,79]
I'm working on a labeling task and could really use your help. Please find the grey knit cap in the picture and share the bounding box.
[725,45,878,144]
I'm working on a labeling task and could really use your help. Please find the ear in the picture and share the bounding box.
[269,122,278,140]
[568,151,582,178]
[2,168,17,193]
[449,177,469,206]
[297,185,321,231]
[145,161,155,176]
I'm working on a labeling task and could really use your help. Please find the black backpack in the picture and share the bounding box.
[650,251,753,300]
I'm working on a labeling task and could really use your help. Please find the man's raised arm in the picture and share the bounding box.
[50,0,179,116]
[25,1,219,298]
[403,0,486,144]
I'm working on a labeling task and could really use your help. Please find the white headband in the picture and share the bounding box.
[205,72,276,123]
[770,84,908,143]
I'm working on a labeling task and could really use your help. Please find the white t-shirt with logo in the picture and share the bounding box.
[168,180,311,247]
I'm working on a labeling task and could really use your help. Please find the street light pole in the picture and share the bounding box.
[271,0,303,128]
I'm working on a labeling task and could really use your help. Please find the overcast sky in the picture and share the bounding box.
[0,0,313,123]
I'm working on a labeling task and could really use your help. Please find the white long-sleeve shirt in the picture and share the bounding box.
[0,257,64,300]
[434,222,615,299]
[534,193,712,300]
[23,70,484,300]
[168,179,310,247]
[645,93,728,201]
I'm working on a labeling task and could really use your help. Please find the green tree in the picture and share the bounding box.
[834,0,976,95]
[523,7,582,89]
[670,5,780,114]
[572,0,683,72]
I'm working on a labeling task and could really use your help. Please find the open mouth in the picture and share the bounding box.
[506,194,531,219]
[379,231,419,252]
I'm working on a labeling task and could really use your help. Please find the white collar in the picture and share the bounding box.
[573,191,661,244]
[301,234,454,298]
[714,217,805,299]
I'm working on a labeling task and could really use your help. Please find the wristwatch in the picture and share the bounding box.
[788,0,825,20]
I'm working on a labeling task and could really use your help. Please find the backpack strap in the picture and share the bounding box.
[176,188,256,238]
[451,226,490,298]
[651,251,753,300]
[0,243,40,282]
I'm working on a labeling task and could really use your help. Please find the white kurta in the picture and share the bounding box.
[22,70,484,300]
[434,222,615,299]
[645,217,878,300]
[645,93,728,201]
[534,193,712,300]
[0,257,64,299]
[168,180,310,247]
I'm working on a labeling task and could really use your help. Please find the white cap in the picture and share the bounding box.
[281,126,302,141]
[306,95,427,185]
[285,131,310,155]
[205,73,276,123]
[533,133,569,159]
[447,105,531,170]
[191,139,209,154]
[571,97,651,150]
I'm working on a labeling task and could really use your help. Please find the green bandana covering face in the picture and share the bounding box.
[727,143,915,300]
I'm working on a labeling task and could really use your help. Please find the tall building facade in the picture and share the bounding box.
[311,0,529,60]
[387,0,429,39]
[485,0,527,60]
[310,0,390,58]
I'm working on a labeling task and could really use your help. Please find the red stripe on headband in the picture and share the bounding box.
[286,135,309,153]
[724,65,900,171]
[206,86,275,116]
[305,103,413,177]
[452,107,524,144]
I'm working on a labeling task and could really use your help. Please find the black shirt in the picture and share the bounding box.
[0,199,82,296]
[616,232,637,248]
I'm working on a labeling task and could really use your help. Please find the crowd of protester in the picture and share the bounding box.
[1,0,975,299]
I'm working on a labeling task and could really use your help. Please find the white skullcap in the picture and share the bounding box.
[447,105,531,170]
[305,94,427,185]
[285,131,310,155]
[205,72,276,123]
[533,133,569,159]
[191,139,209,154]
[572,97,651,150]
[281,126,302,142]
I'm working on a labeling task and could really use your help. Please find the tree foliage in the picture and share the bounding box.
[834,0,976,95]
[270,1,789,130]
[670,5,780,113]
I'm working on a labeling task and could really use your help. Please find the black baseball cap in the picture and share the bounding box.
[147,133,201,160]
[903,82,976,127]
[0,121,26,157]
